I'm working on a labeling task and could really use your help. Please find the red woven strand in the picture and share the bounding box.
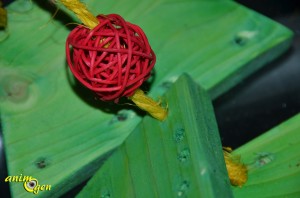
[66,14,156,102]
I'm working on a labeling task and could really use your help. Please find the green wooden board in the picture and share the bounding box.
[0,0,293,197]
[77,74,233,198]
[233,113,300,197]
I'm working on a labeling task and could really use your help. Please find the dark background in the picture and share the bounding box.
[1,1,300,197]
[214,0,300,148]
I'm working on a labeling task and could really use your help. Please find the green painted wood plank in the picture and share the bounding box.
[0,0,292,197]
[77,74,233,198]
[233,113,300,197]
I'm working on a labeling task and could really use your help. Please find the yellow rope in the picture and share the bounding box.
[60,0,98,29]
[60,0,168,121]
[223,147,248,187]
[129,89,168,121]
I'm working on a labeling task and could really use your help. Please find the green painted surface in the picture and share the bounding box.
[233,114,300,198]
[0,0,293,197]
[77,74,232,198]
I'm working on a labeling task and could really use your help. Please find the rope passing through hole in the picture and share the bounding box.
[60,0,168,121]
[223,147,248,187]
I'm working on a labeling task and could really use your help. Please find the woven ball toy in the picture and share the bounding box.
[66,14,156,102]
[61,0,167,121]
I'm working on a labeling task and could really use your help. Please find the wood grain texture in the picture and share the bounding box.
[77,74,233,198]
[0,0,292,197]
[233,113,300,197]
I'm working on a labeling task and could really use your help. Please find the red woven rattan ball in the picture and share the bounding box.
[66,14,156,102]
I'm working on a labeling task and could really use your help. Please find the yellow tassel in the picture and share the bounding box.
[129,89,168,121]
[223,147,248,187]
[60,0,168,121]
[60,0,99,29]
